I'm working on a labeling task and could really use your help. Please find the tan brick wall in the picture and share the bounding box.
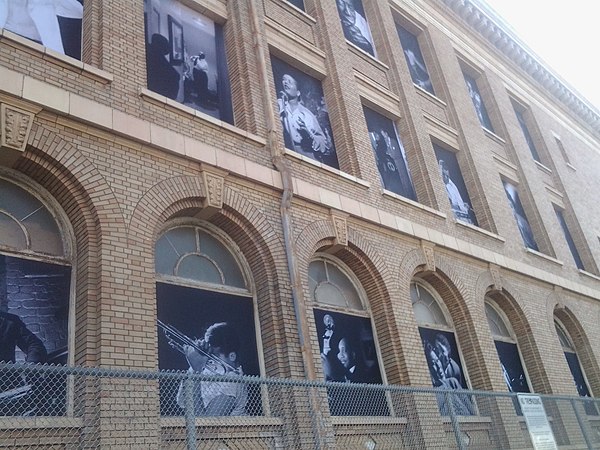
[1,0,599,447]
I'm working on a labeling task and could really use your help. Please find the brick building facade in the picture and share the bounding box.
[0,0,599,448]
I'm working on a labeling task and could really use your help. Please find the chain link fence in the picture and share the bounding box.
[0,363,599,449]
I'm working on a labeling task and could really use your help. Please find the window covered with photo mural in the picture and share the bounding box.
[0,176,71,417]
[0,0,83,59]
[310,257,388,416]
[411,281,475,416]
[155,224,262,416]
[271,56,339,169]
[335,0,376,57]
[144,0,233,123]
[396,24,434,95]
[363,106,416,201]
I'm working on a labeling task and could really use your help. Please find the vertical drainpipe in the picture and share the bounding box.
[247,0,317,382]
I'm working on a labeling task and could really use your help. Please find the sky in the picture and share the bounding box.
[481,0,600,111]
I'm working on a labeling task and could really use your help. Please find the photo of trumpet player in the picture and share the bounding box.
[156,282,261,416]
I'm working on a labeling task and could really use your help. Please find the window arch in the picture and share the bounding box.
[485,300,531,394]
[554,318,596,414]
[0,173,73,416]
[411,280,475,416]
[155,222,262,417]
[310,254,388,416]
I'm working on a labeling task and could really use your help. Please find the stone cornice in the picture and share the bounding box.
[441,0,600,137]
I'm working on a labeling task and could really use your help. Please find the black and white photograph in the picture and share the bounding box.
[364,107,417,201]
[0,0,83,59]
[0,255,70,417]
[271,56,339,169]
[463,72,494,132]
[419,327,475,416]
[396,24,434,95]
[313,309,388,416]
[144,0,233,124]
[433,144,478,226]
[502,180,538,251]
[335,0,376,57]
[494,341,529,394]
[157,282,261,417]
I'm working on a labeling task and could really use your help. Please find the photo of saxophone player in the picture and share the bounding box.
[175,322,248,416]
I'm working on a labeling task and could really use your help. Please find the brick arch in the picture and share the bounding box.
[482,279,553,394]
[553,304,600,396]
[14,122,124,365]
[129,178,295,377]
[413,254,494,391]
[294,219,409,385]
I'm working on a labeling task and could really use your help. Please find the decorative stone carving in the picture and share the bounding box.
[331,214,348,247]
[202,170,224,210]
[421,241,435,272]
[489,263,503,291]
[1,104,34,166]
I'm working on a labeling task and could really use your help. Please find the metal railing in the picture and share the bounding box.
[0,363,599,449]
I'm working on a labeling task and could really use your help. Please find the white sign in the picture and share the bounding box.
[518,394,558,450]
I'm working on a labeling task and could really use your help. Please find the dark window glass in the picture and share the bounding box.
[144,0,233,124]
[396,25,434,95]
[314,308,388,416]
[463,72,494,132]
[286,0,305,10]
[554,207,584,270]
[271,56,339,169]
[502,180,539,251]
[494,341,530,394]
[514,108,541,162]
[433,144,478,226]
[335,0,376,56]
[564,352,598,415]
[363,107,416,200]
[419,327,475,416]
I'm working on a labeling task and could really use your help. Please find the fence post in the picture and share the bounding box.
[570,398,594,450]
[183,373,197,450]
[444,390,467,450]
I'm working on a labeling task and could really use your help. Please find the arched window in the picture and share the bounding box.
[411,280,475,416]
[310,256,388,416]
[485,301,531,394]
[155,223,262,417]
[0,174,73,416]
[554,319,596,414]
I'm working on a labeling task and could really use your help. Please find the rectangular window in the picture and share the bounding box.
[144,0,233,124]
[0,255,71,417]
[314,309,389,416]
[433,144,478,226]
[336,0,376,57]
[554,207,585,270]
[513,107,541,162]
[502,180,539,251]
[363,106,416,200]
[396,24,434,95]
[1,0,83,59]
[463,72,494,132]
[271,56,339,169]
